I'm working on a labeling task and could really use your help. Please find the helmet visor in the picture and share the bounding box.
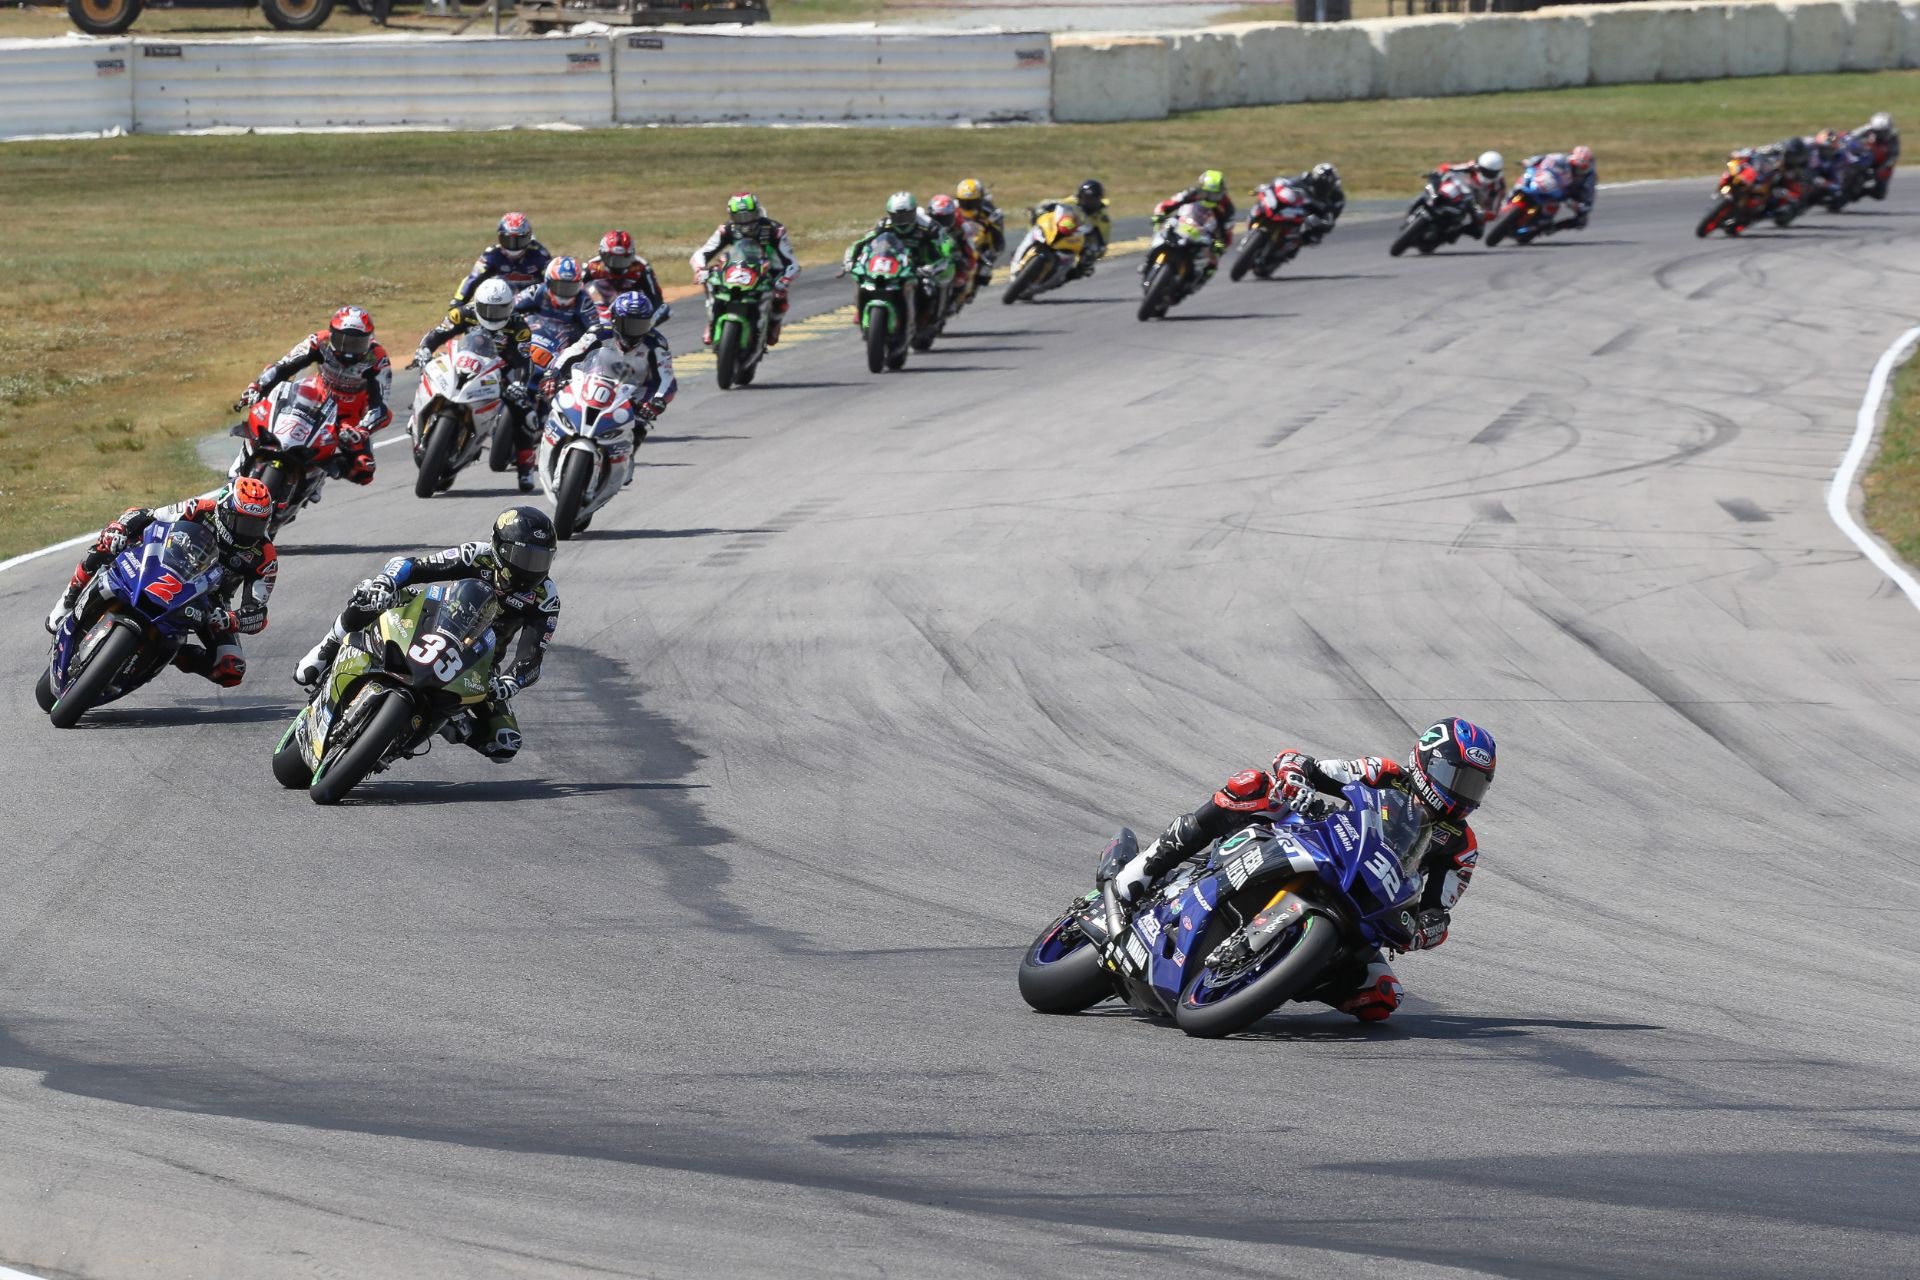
[547,278,581,303]
[604,251,635,272]
[615,312,656,341]
[227,509,271,542]
[1425,755,1492,808]
[889,209,916,231]
[500,540,554,582]
[475,297,512,329]
[500,230,531,253]
[730,206,759,226]
[330,328,371,359]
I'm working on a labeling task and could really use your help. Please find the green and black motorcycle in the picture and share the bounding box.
[706,240,778,390]
[272,579,500,805]
[850,231,918,375]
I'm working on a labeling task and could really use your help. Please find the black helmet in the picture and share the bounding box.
[1308,162,1340,198]
[1407,718,1496,821]
[1785,135,1810,163]
[1076,178,1106,213]
[490,506,557,591]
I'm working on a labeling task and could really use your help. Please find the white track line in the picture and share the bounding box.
[1829,324,1920,614]
[0,1263,52,1279]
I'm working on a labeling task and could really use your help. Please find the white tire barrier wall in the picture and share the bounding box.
[1844,0,1902,67]
[1051,34,1169,122]
[0,38,132,138]
[1725,3,1791,77]
[131,36,611,132]
[1785,0,1850,71]
[611,29,1050,124]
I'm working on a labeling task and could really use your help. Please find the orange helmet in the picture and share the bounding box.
[224,477,274,544]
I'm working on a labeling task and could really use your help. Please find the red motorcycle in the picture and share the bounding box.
[1230,180,1311,281]
[228,375,346,538]
[1861,136,1899,200]
[1696,155,1772,238]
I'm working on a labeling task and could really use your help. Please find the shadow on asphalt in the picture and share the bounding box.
[81,702,293,727]
[1253,273,1392,282]
[744,381,865,391]
[278,542,409,556]
[586,527,779,542]
[347,777,708,805]
[642,434,750,443]
[900,365,1013,374]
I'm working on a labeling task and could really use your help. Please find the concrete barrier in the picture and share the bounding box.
[1724,2,1791,77]
[1052,34,1169,122]
[1902,0,1920,66]
[130,36,613,131]
[1221,21,1375,105]
[1655,3,1730,81]
[1295,23,1378,100]
[1531,13,1593,88]
[1784,0,1850,72]
[1583,5,1667,84]
[1360,16,1467,98]
[1843,0,1903,67]
[0,38,133,139]
[1166,29,1242,111]
[610,29,1051,125]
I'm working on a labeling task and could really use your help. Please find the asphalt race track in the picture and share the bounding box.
[2,178,1919,1280]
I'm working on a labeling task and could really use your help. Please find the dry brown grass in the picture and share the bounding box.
[1863,353,1920,569]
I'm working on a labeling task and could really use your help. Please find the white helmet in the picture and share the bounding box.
[1871,111,1892,132]
[473,277,514,332]
[1476,150,1505,178]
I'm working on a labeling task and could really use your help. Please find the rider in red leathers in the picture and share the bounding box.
[1111,719,1496,1022]
[584,230,665,311]
[45,479,280,688]
[239,307,391,481]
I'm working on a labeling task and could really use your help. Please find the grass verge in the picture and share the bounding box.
[1,67,1913,557]
[1863,352,1920,568]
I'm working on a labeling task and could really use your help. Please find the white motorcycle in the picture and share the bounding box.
[537,347,648,539]
[408,332,511,499]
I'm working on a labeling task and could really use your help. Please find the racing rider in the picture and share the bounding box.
[1032,179,1111,279]
[584,230,665,310]
[1428,151,1506,234]
[1852,111,1899,197]
[691,193,800,348]
[1298,162,1346,240]
[292,507,561,764]
[415,276,538,458]
[844,192,956,284]
[540,292,675,521]
[1520,146,1596,230]
[510,257,601,491]
[1110,719,1497,1023]
[954,177,1006,283]
[46,479,280,689]
[239,307,391,476]
[452,212,552,307]
[1150,170,1235,281]
[925,194,979,302]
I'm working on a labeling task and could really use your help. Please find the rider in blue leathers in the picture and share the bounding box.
[506,257,601,491]
[537,293,676,527]
[1520,145,1596,230]
[452,212,552,307]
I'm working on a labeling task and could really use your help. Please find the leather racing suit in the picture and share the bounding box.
[691,217,801,344]
[252,331,394,441]
[452,238,553,307]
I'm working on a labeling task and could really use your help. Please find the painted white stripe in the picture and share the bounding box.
[1828,325,1920,615]
[0,1263,54,1279]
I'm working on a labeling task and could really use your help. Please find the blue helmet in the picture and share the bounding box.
[610,291,656,342]
[544,255,583,302]
[1408,718,1495,820]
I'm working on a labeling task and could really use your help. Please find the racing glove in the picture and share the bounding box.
[351,574,397,613]
[503,382,533,412]
[345,452,376,486]
[236,384,264,410]
[489,673,522,703]
[1404,908,1450,951]
[93,519,133,556]
[412,346,433,369]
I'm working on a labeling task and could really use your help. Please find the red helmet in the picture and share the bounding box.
[599,230,636,272]
[328,306,374,362]
[498,212,533,255]
[927,193,960,226]
[1569,145,1594,174]
[223,476,274,545]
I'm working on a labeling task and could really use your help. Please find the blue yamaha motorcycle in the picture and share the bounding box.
[1487,160,1568,247]
[36,518,227,728]
[1017,782,1430,1038]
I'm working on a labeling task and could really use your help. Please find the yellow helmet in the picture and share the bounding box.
[956,177,987,212]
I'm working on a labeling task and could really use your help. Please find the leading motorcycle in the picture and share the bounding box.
[1696,155,1772,237]
[228,374,344,539]
[272,578,501,805]
[537,346,646,539]
[851,233,918,374]
[1137,203,1217,321]
[37,518,226,728]
[1017,781,1432,1038]
[1486,158,1568,246]
[1390,172,1482,256]
[705,239,778,390]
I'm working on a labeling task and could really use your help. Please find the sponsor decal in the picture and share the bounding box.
[1331,815,1359,851]
[626,35,664,49]
[1124,934,1149,970]
[95,59,126,76]
[143,44,182,58]
[1016,48,1047,68]
[566,53,602,71]
[1364,850,1404,897]
[1172,950,1185,967]
[1419,723,1450,750]
[1180,914,1192,932]
[1465,746,1493,768]
[1137,913,1161,946]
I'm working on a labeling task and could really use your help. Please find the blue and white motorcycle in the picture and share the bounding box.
[36,518,227,728]
[1018,782,1431,1038]
[537,346,646,540]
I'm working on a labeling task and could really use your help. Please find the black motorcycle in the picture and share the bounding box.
[1138,203,1218,321]
[1390,172,1483,257]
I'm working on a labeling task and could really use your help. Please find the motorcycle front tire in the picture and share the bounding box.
[414,409,461,499]
[34,666,56,713]
[865,310,891,375]
[553,450,594,540]
[487,415,517,473]
[715,322,743,390]
[1487,205,1523,247]
[310,692,411,806]
[1228,232,1264,282]
[1002,253,1048,305]
[48,626,139,729]
[272,715,311,790]
[1389,216,1426,258]
[1696,196,1734,238]
[1017,917,1114,1014]
[1138,262,1178,321]
[1174,913,1342,1039]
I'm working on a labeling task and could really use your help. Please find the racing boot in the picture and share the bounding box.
[294,630,341,687]
[516,447,538,495]
[45,585,77,634]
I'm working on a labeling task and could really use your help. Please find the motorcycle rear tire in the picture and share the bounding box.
[1138,262,1177,322]
[910,330,936,353]
[49,626,139,729]
[1174,913,1341,1039]
[736,353,759,387]
[487,417,516,473]
[311,692,410,806]
[715,323,742,390]
[414,410,460,499]
[1003,254,1047,305]
[1389,217,1425,258]
[1017,918,1114,1014]
[553,450,593,541]
[1697,196,1733,239]
[1487,205,1523,247]
[885,343,908,372]
[865,312,891,374]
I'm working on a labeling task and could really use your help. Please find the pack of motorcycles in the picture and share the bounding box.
[30,143,1904,1027]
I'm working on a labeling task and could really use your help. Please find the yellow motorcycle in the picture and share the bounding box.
[1002,204,1088,304]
